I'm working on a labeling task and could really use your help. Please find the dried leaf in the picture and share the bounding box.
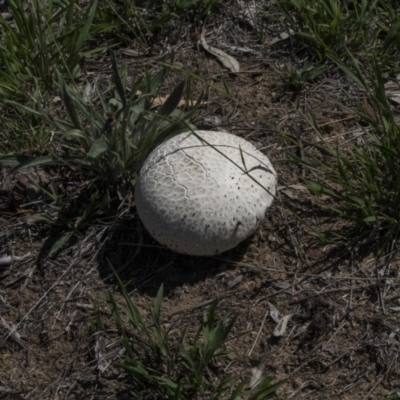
[152,96,204,108]
[292,321,311,339]
[121,48,147,57]
[201,116,222,128]
[135,90,205,108]
[82,83,92,104]
[249,364,263,389]
[277,184,307,191]
[200,31,240,73]
[281,188,297,199]
[0,252,31,266]
[267,32,291,46]
[226,45,256,54]
[385,80,400,105]
[94,335,110,373]
[0,316,26,349]
[268,301,280,324]
[273,314,292,337]
[227,275,243,290]
[240,2,259,30]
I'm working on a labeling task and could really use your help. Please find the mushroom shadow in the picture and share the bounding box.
[97,216,254,297]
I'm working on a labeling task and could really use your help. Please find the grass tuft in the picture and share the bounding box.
[278,0,400,74]
[285,55,400,256]
[106,266,284,399]
[0,52,202,255]
[0,0,113,98]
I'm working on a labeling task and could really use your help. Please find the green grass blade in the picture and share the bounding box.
[150,68,166,96]
[74,0,98,52]
[87,138,108,159]
[0,155,58,169]
[152,284,164,325]
[110,50,127,108]
[61,81,83,131]
[157,80,185,117]
[49,231,74,257]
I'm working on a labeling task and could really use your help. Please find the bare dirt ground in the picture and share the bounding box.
[1,1,400,399]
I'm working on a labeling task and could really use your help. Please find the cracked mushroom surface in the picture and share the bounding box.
[135,130,277,256]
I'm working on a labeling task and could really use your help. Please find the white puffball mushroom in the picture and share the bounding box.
[135,130,277,256]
